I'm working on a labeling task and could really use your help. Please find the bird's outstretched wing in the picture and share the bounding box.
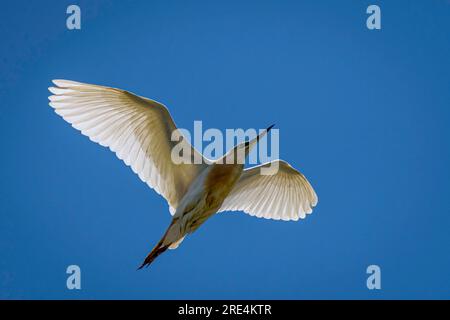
[218,160,318,221]
[48,79,207,214]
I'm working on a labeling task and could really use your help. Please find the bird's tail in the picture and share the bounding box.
[137,241,170,270]
[137,219,182,270]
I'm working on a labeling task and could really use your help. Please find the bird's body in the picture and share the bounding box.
[174,161,243,235]
[141,162,244,267]
[48,79,318,269]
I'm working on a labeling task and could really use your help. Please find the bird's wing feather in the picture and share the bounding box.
[218,160,318,221]
[49,79,207,214]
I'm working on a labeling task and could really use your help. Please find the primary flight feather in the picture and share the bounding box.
[48,80,318,268]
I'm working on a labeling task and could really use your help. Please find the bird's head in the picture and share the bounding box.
[224,124,275,165]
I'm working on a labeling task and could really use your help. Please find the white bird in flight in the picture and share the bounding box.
[48,80,318,269]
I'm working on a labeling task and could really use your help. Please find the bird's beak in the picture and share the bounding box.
[245,124,275,155]
[256,124,275,143]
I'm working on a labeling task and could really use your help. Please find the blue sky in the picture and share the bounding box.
[1,0,449,299]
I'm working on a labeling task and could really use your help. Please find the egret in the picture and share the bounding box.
[48,80,318,269]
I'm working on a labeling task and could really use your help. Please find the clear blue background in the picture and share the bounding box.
[1,0,449,299]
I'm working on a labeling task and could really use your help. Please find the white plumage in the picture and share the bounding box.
[49,79,207,215]
[219,160,317,221]
[48,79,318,268]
